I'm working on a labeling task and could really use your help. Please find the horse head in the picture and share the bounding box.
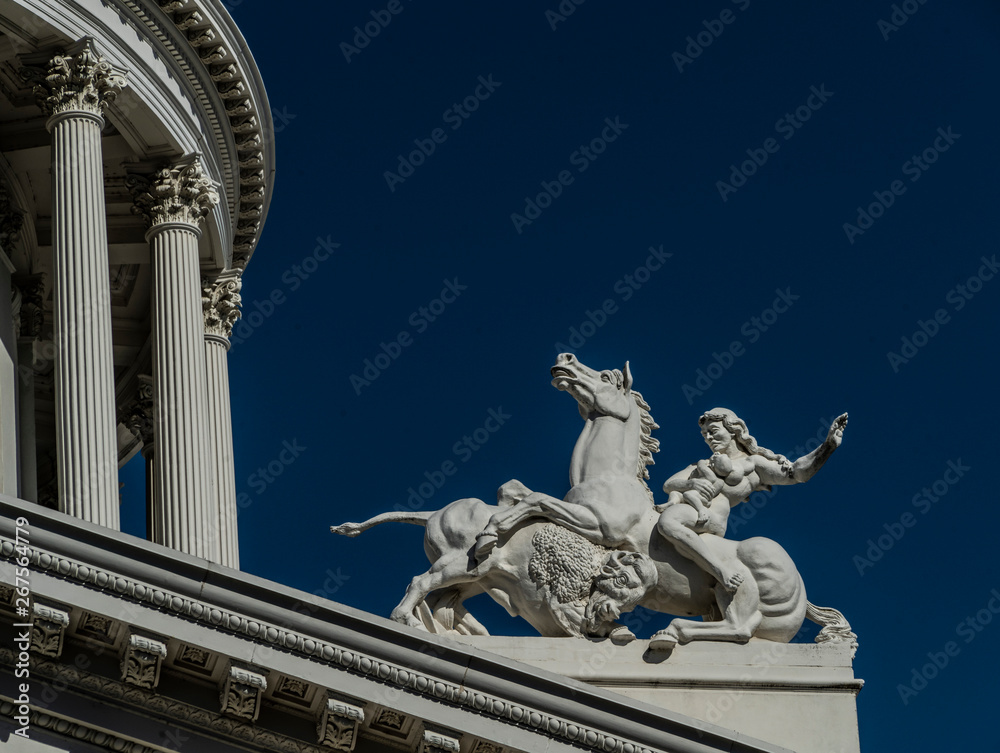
[551,353,659,494]
[550,352,634,421]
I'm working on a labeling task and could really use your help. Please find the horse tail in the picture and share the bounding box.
[331,510,433,537]
[806,601,858,654]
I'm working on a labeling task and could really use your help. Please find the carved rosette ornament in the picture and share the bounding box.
[317,696,365,750]
[21,39,125,117]
[30,603,70,658]
[220,663,267,721]
[203,272,242,340]
[127,158,220,229]
[121,632,167,689]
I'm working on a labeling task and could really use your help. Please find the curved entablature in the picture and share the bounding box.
[113,0,275,268]
[2,0,273,269]
[0,0,271,565]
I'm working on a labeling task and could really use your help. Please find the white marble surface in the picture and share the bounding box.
[454,636,862,753]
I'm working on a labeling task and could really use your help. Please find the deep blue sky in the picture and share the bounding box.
[117,2,999,749]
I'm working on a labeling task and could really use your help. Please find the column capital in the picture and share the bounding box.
[20,38,126,120]
[202,270,242,343]
[126,157,220,229]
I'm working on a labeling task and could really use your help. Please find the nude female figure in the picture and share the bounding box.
[656,408,848,593]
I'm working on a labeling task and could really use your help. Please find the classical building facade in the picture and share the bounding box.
[0,0,267,566]
[0,2,861,752]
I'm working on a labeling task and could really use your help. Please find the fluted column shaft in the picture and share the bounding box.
[23,40,126,526]
[149,222,217,560]
[203,272,241,568]
[50,106,119,526]
[205,336,238,566]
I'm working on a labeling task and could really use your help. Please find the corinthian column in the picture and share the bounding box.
[22,40,125,526]
[203,271,242,568]
[128,159,220,561]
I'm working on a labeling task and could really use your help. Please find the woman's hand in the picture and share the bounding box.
[826,413,848,448]
[690,478,715,498]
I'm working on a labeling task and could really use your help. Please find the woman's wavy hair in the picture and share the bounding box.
[698,408,793,479]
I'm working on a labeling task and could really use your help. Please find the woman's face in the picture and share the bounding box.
[701,420,734,454]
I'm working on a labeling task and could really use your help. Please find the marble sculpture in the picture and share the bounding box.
[332,354,856,651]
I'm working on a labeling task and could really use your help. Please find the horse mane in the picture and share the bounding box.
[631,390,660,502]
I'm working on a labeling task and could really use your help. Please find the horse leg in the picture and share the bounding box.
[390,550,480,628]
[475,491,604,560]
[649,563,762,649]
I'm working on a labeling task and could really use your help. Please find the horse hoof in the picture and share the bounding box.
[609,625,636,645]
[649,631,677,651]
[390,609,420,628]
[474,532,498,561]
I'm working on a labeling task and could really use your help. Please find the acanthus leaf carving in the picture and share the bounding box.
[126,157,220,228]
[20,38,126,117]
[317,695,365,750]
[30,602,70,658]
[120,630,167,689]
[220,662,267,721]
[203,271,242,339]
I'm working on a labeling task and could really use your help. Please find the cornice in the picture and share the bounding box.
[113,0,273,268]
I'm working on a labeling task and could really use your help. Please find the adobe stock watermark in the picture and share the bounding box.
[853,458,969,575]
[509,117,628,234]
[671,0,752,73]
[716,84,834,202]
[350,279,467,395]
[545,0,587,31]
[393,406,512,512]
[897,586,1000,705]
[877,0,930,41]
[235,438,308,510]
[841,126,960,244]
[553,245,672,352]
[727,416,842,533]
[340,0,413,63]
[886,255,997,372]
[384,74,502,192]
[680,288,799,405]
[230,236,339,346]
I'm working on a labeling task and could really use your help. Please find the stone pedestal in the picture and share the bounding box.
[454,637,862,753]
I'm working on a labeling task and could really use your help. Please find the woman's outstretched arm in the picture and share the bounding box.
[756,413,848,487]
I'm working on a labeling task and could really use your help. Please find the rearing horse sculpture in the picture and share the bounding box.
[332,354,856,650]
[473,354,659,559]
